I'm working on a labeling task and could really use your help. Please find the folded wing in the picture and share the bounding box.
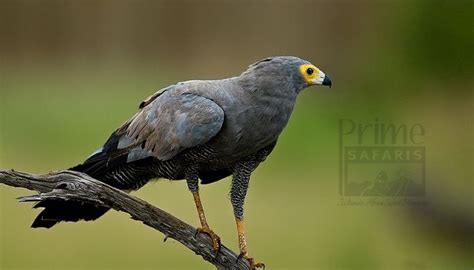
[126,91,225,160]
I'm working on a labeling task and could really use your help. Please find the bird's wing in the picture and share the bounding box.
[125,90,225,160]
[138,85,173,109]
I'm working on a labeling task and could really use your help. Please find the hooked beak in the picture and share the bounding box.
[312,70,332,88]
[322,74,332,88]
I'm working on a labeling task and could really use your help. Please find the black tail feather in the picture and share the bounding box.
[69,128,133,178]
[32,132,122,228]
[33,129,155,228]
[31,200,109,228]
[69,152,112,178]
[31,160,112,228]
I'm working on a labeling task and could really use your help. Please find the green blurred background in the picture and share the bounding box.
[0,1,472,269]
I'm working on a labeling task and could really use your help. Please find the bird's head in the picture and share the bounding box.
[242,56,332,94]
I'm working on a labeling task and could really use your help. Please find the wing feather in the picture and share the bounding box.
[127,91,224,160]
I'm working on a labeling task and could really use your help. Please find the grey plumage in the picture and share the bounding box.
[32,56,332,244]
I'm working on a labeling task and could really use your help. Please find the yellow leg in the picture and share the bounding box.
[192,191,209,228]
[236,218,265,269]
[192,191,220,251]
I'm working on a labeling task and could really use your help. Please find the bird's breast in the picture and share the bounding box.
[211,92,296,158]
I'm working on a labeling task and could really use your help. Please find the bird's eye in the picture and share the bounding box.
[299,64,319,83]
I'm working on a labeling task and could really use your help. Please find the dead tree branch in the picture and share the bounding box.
[0,169,250,270]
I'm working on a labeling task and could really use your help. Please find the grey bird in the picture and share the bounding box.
[32,56,332,268]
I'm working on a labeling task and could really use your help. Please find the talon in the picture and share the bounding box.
[254,262,265,270]
[238,254,265,270]
[196,227,221,252]
[246,257,265,270]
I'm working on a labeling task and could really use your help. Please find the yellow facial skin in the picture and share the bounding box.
[299,64,320,85]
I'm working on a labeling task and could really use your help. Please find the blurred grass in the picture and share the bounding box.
[1,1,473,269]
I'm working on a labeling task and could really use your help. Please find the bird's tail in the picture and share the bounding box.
[31,156,113,228]
[31,200,110,228]
[31,132,126,228]
[32,128,157,228]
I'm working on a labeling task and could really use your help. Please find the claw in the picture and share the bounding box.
[253,261,265,270]
[237,253,265,270]
[196,227,221,253]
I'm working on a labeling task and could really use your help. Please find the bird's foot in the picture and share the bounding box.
[195,226,221,252]
[237,253,265,270]
[247,258,265,270]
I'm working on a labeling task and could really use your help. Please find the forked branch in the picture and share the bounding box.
[0,169,250,270]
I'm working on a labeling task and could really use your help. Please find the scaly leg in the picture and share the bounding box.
[236,217,265,269]
[231,160,265,269]
[186,167,220,252]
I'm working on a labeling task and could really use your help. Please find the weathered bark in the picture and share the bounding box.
[0,169,250,270]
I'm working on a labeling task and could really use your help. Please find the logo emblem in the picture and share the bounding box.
[339,119,426,200]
